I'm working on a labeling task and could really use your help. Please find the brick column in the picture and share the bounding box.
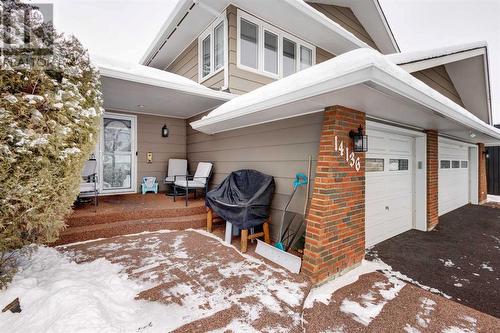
[302,105,366,283]
[426,130,439,230]
[478,143,487,203]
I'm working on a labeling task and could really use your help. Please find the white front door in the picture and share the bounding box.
[365,128,414,247]
[98,112,137,194]
[438,138,470,215]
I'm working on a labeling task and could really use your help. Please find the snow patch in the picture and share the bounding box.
[0,246,174,333]
[304,260,388,308]
[480,262,493,271]
[439,259,455,268]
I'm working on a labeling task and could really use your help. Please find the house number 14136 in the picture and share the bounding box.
[334,135,361,172]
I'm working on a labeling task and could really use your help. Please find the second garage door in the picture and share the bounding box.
[365,128,414,247]
[438,138,470,215]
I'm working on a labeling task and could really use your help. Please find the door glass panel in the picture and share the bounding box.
[103,117,132,190]
[283,38,296,77]
[366,158,384,172]
[264,30,278,74]
[440,160,450,169]
[452,160,460,168]
[461,161,468,168]
[389,159,409,171]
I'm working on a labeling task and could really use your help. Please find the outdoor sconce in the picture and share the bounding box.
[161,124,169,138]
[349,125,368,152]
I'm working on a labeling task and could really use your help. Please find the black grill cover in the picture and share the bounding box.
[206,169,275,229]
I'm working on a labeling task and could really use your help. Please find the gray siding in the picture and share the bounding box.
[118,112,187,192]
[187,112,323,239]
[412,65,464,107]
[307,2,379,50]
[166,39,225,90]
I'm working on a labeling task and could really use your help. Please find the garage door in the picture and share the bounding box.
[438,139,470,215]
[365,129,413,247]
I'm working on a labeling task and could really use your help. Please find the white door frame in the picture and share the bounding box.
[98,112,138,195]
[367,121,427,232]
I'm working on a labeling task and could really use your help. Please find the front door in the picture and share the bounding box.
[99,112,137,194]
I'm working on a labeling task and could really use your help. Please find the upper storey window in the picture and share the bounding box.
[237,10,315,79]
[198,14,227,82]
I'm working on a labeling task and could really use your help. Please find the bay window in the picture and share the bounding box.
[198,14,226,82]
[237,10,315,79]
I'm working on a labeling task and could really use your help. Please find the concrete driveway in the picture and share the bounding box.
[368,204,500,318]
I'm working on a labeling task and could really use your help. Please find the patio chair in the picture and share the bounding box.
[141,176,159,194]
[173,162,213,206]
[164,159,188,195]
[78,159,98,211]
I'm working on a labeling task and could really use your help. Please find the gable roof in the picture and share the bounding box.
[190,48,500,145]
[141,0,372,69]
[306,0,400,54]
[387,41,492,125]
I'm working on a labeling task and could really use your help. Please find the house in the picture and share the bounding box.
[92,0,500,283]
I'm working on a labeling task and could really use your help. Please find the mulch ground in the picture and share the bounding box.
[368,204,500,318]
[57,227,500,332]
[59,230,311,332]
[303,271,500,333]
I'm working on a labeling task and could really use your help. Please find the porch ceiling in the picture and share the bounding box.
[95,55,235,118]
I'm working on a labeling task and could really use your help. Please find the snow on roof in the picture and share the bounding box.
[386,41,487,65]
[191,47,500,142]
[93,54,234,101]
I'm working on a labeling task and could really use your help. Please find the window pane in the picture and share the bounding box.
[440,160,450,169]
[461,161,468,168]
[366,158,384,172]
[389,159,409,171]
[240,19,258,69]
[214,22,224,71]
[452,160,460,168]
[202,35,211,77]
[264,31,278,74]
[283,38,296,77]
[300,46,312,70]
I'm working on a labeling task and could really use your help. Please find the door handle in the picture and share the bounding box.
[385,206,390,211]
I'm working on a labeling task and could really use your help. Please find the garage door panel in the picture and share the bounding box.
[365,128,414,248]
[438,139,469,215]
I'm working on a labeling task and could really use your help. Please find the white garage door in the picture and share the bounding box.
[438,139,470,215]
[365,129,413,247]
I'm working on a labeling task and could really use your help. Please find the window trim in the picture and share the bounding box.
[198,12,227,83]
[236,9,316,80]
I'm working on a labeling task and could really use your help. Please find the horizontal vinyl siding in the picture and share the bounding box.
[124,112,187,192]
[166,40,198,82]
[316,47,335,64]
[187,112,323,239]
[166,38,225,90]
[307,2,378,50]
[412,65,464,107]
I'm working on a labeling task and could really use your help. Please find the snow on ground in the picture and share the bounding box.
[0,246,173,333]
[440,259,456,268]
[339,275,405,326]
[480,262,494,271]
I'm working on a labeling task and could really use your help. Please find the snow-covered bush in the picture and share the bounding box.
[0,0,103,286]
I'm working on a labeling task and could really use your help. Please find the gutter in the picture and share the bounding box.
[190,48,500,142]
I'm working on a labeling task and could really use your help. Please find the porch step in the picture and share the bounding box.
[66,204,207,228]
[54,213,207,246]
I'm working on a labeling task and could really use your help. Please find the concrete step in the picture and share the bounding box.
[66,204,207,228]
[54,213,207,246]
